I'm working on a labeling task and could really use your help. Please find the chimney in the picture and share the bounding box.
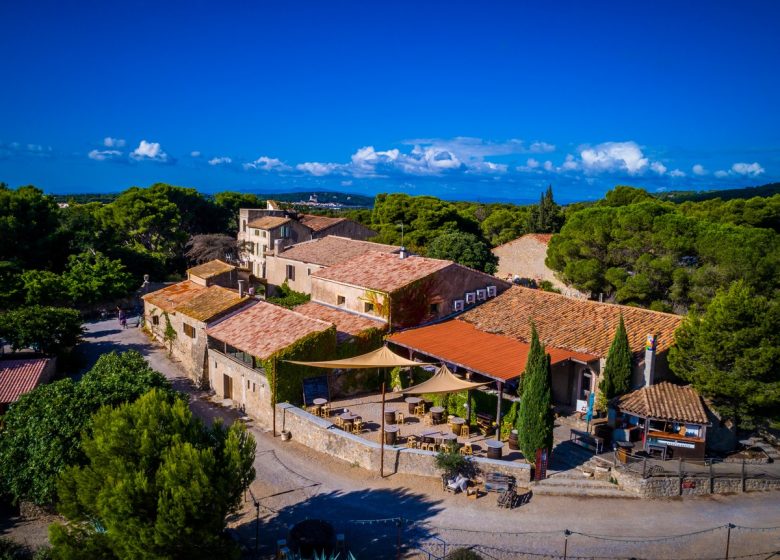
[238,280,246,298]
[274,239,285,254]
[399,247,408,259]
[643,333,657,387]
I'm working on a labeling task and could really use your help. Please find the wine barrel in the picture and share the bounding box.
[508,429,519,450]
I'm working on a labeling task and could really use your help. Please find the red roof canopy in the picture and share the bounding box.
[388,320,597,382]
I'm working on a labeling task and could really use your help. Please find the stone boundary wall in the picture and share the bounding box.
[277,403,531,483]
[613,468,780,498]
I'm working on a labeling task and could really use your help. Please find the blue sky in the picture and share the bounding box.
[1,1,778,203]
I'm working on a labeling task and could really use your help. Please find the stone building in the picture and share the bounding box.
[265,236,399,295]
[237,201,377,279]
[310,250,512,329]
[205,301,337,425]
[492,233,587,297]
[186,259,240,288]
[389,285,683,413]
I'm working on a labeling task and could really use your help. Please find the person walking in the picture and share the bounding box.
[118,308,127,329]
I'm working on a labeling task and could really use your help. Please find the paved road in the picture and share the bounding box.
[76,319,780,559]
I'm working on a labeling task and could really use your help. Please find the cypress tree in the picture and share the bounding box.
[599,315,633,402]
[517,324,554,460]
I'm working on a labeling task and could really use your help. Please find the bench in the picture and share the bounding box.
[570,428,604,454]
[483,472,515,494]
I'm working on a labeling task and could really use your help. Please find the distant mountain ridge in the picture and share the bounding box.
[656,183,779,203]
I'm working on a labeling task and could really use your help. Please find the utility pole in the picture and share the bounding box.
[725,523,734,559]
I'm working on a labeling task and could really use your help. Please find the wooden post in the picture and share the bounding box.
[272,357,278,437]
[709,459,714,494]
[380,381,386,477]
[741,459,746,492]
[495,381,503,439]
[678,457,683,496]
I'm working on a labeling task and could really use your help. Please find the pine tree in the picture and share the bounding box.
[517,324,554,460]
[527,185,563,233]
[599,315,633,404]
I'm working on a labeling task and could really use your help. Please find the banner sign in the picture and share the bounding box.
[535,448,549,481]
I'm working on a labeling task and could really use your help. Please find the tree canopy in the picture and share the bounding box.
[426,231,498,273]
[516,325,554,460]
[0,351,173,505]
[597,315,633,410]
[668,281,780,426]
[0,306,83,355]
[50,389,256,560]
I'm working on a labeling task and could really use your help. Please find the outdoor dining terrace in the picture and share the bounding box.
[306,392,527,463]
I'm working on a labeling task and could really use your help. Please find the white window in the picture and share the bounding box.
[453,300,464,312]
[486,285,497,298]
[465,292,476,305]
[476,289,487,301]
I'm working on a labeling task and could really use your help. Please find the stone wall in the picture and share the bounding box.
[145,303,207,384]
[276,403,531,483]
[314,220,376,241]
[208,348,273,425]
[612,468,780,498]
[265,254,325,294]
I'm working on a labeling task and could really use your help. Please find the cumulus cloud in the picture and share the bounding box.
[714,170,729,178]
[650,161,667,175]
[208,156,232,166]
[88,149,122,161]
[579,141,649,174]
[529,141,556,153]
[191,151,201,157]
[296,162,343,176]
[731,162,765,176]
[669,169,686,178]
[525,158,540,169]
[243,156,290,171]
[543,160,554,171]
[560,154,578,171]
[692,164,707,176]
[103,137,126,148]
[131,140,168,162]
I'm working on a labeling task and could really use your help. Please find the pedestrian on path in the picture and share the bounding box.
[118,307,127,329]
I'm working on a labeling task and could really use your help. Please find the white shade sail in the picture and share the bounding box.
[403,364,487,394]
[285,345,434,369]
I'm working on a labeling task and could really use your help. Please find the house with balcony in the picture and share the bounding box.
[237,201,376,279]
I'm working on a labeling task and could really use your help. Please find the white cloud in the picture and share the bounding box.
[296,162,343,176]
[731,162,765,176]
[714,170,729,178]
[579,141,649,174]
[529,141,556,153]
[88,149,122,161]
[103,137,126,148]
[243,156,290,171]
[650,161,667,175]
[669,169,686,178]
[131,140,168,162]
[560,154,578,171]
[692,164,707,176]
[543,160,554,171]
[191,151,201,157]
[526,158,540,169]
[208,156,232,166]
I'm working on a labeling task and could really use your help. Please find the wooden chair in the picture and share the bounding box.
[406,435,418,449]
[459,442,473,456]
[423,414,433,426]
[322,403,331,417]
[308,405,320,416]
[460,425,470,438]
[397,412,405,424]
[352,420,364,434]
[414,404,425,417]
[334,416,344,429]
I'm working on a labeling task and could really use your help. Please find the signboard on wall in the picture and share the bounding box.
[535,448,549,481]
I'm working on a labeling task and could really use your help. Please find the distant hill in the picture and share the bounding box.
[657,183,780,203]
[258,191,375,207]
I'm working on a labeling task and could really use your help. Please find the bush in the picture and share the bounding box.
[434,444,477,479]
[446,548,484,560]
[268,282,310,309]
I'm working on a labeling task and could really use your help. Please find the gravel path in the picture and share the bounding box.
[14,318,776,559]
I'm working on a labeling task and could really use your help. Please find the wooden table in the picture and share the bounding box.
[384,425,399,445]
[312,397,327,415]
[485,439,503,460]
[430,406,445,424]
[339,412,360,429]
[437,433,457,448]
[405,397,422,414]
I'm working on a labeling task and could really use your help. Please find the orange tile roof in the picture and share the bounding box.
[187,259,235,280]
[613,382,708,424]
[248,216,291,229]
[0,358,51,404]
[206,301,333,359]
[175,285,250,322]
[295,301,386,341]
[299,214,346,232]
[142,281,207,313]
[312,251,452,293]
[388,320,597,382]
[278,236,400,267]
[459,286,683,357]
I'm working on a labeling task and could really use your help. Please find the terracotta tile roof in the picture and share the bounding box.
[459,286,683,357]
[299,214,346,232]
[206,301,333,359]
[187,259,235,280]
[0,358,51,404]
[613,382,708,424]
[389,320,597,382]
[312,251,452,293]
[142,281,207,313]
[278,236,400,267]
[493,233,554,251]
[295,301,387,342]
[175,285,250,322]
[248,216,291,229]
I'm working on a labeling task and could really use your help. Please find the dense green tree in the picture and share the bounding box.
[50,389,256,560]
[0,351,173,505]
[20,270,69,306]
[598,185,655,207]
[213,191,265,234]
[61,251,135,305]
[669,281,780,427]
[0,306,83,355]
[427,231,498,273]
[0,185,60,270]
[597,316,633,410]
[0,261,24,310]
[479,207,528,246]
[516,325,554,460]
[527,186,563,233]
[677,194,780,231]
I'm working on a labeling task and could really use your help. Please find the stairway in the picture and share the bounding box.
[531,471,637,498]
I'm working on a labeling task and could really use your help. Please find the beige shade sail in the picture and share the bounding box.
[403,364,487,395]
[285,345,434,369]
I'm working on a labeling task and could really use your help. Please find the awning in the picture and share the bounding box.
[403,364,487,395]
[388,320,599,382]
[285,345,434,369]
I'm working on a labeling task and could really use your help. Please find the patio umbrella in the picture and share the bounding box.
[285,345,435,476]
